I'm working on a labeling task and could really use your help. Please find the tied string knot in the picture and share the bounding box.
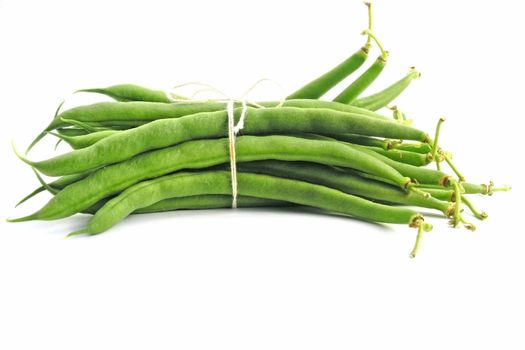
[165,79,285,208]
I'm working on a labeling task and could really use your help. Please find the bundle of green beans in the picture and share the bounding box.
[9,3,509,257]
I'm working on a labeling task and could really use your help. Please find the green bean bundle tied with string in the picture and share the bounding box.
[8,2,510,257]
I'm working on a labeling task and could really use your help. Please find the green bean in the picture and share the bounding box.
[325,133,394,149]
[289,134,429,167]
[74,78,392,119]
[84,195,288,215]
[234,161,451,215]
[26,101,225,153]
[326,133,432,154]
[77,84,182,103]
[365,146,431,167]
[67,170,425,236]
[51,130,120,150]
[286,46,369,100]
[355,146,451,186]
[62,99,391,129]
[19,107,429,176]
[351,67,420,111]
[54,99,392,129]
[333,55,387,104]
[295,133,429,167]
[416,188,454,202]
[286,2,375,99]
[50,101,390,143]
[462,181,511,195]
[394,142,433,154]
[26,97,398,152]
[279,99,388,119]
[10,135,413,221]
[66,119,145,129]
[333,28,389,104]
[56,128,89,137]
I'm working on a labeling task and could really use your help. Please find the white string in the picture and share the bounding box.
[166,79,285,208]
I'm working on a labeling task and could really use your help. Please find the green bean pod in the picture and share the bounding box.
[393,142,433,154]
[418,188,454,202]
[351,67,420,111]
[287,46,369,100]
[77,84,178,103]
[76,80,392,120]
[328,133,432,154]
[83,195,288,215]
[333,55,388,104]
[19,107,429,176]
[365,146,431,167]
[69,171,424,236]
[54,99,392,128]
[234,161,451,214]
[355,146,451,185]
[26,101,224,153]
[11,135,413,221]
[26,98,398,153]
[289,134,429,167]
[55,128,90,137]
[52,130,120,150]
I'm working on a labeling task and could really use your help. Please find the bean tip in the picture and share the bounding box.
[6,214,36,223]
[65,229,89,239]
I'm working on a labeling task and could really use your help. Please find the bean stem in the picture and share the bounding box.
[443,152,465,182]
[461,195,488,220]
[365,2,373,47]
[431,117,446,170]
[409,219,433,258]
[361,29,388,59]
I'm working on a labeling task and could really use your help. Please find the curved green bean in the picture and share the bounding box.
[351,67,420,111]
[355,146,451,185]
[83,195,288,215]
[10,135,412,221]
[51,130,120,150]
[287,46,369,100]
[365,146,430,167]
[77,84,178,103]
[334,54,388,104]
[69,171,424,236]
[19,107,429,176]
[235,161,451,214]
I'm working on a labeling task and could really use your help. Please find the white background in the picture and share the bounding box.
[1,0,524,349]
